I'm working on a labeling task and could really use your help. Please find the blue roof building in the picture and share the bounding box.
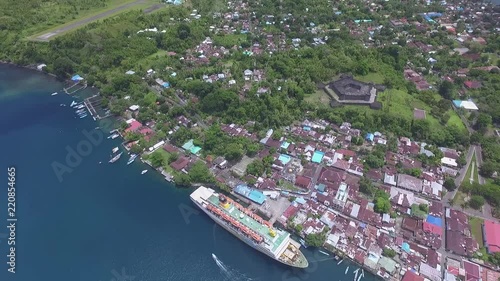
[366,133,374,142]
[315,183,326,192]
[294,197,306,205]
[281,141,290,150]
[182,139,202,155]
[71,75,84,82]
[426,215,443,227]
[312,151,324,163]
[234,185,266,205]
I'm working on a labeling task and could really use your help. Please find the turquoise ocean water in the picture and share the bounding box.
[0,64,378,281]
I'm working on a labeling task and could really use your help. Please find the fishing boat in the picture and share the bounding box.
[318,250,330,256]
[70,101,77,107]
[109,152,123,163]
[345,266,349,275]
[141,170,148,174]
[127,154,138,165]
[51,92,58,96]
[337,259,344,265]
[112,147,119,154]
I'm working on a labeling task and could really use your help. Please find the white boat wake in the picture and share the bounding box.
[212,253,257,281]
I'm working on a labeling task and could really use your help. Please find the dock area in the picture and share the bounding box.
[84,95,111,120]
[160,169,173,182]
[64,81,87,95]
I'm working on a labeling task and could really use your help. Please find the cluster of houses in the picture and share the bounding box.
[191,118,485,280]
[168,118,477,280]
[112,0,500,280]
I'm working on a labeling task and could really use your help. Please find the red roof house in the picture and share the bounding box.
[281,205,299,222]
[139,127,154,135]
[463,261,480,281]
[402,271,424,281]
[125,120,142,133]
[337,149,355,158]
[464,80,482,89]
[484,220,500,253]
[163,144,178,153]
[170,156,190,171]
[295,175,312,189]
[423,221,442,236]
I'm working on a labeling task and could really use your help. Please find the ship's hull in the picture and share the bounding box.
[191,198,307,268]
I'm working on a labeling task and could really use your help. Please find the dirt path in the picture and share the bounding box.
[33,0,152,41]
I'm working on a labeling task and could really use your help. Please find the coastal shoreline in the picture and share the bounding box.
[0,60,57,78]
[1,62,383,281]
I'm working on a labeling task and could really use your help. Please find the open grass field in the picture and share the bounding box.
[451,191,468,207]
[469,216,484,247]
[1,0,137,36]
[354,73,385,84]
[155,148,176,174]
[305,90,331,105]
[312,72,467,132]
[485,53,499,66]
[26,0,162,41]
[213,34,248,47]
[447,113,465,128]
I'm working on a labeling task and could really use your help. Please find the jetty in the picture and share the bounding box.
[84,94,111,120]
[64,81,87,95]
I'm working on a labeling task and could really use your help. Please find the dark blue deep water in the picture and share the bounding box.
[0,64,377,281]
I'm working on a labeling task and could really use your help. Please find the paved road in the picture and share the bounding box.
[475,146,486,185]
[34,0,153,41]
[442,145,475,205]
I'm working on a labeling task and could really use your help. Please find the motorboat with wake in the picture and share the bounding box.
[318,250,330,256]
